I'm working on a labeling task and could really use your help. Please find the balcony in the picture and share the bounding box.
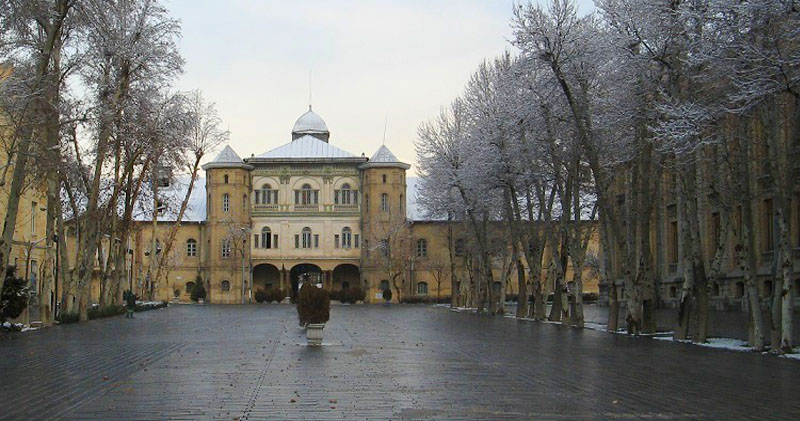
[294,204,319,212]
[334,204,359,212]
[254,204,279,211]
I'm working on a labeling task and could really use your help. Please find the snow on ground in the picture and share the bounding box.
[779,348,800,360]
[653,336,753,352]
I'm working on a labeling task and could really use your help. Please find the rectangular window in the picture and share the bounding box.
[223,194,230,213]
[334,191,339,204]
[354,234,359,248]
[295,234,300,249]
[29,259,37,292]
[31,201,36,237]
[255,191,260,204]
[221,239,231,258]
[364,240,370,257]
[353,192,358,205]
[668,221,678,266]
[314,234,319,248]
[273,235,279,249]
[381,194,388,212]
[764,198,774,252]
[335,234,340,249]
[254,234,259,248]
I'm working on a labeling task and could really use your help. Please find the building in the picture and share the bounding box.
[100,107,599,304]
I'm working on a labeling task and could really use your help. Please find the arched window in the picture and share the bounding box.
[261,227,272,249]
[221,238,231,258]
[224,174,229,184]
[222,193,230,212]
[417,281,428,296]
[454,239,465,256]
[296,183,318,205]
[336,183,354,205]
[342,227,352,248]
[186,239,197,257]
[380,193,388,211]
[302,227,312,249]
[260,184,276,204]
[221,280,230,292]
[185,281,195,293]
[382,174,387,183]
[416,238,427,257]
[712,282,721,297]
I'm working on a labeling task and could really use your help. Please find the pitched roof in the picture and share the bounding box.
[202,145,253,170]
[359,144,411,169]
[256,135,357,159]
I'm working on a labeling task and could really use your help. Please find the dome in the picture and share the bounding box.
[292,106,329,136]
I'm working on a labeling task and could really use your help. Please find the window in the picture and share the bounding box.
[185,282,195,293]
[668,221,678,266]
[259,184,277,204]
[382,174,387,183]
[764,198,774,252]
[342,227,352,248]
[712,282,721,297]
[416,238,427,257]
[417,281,428,296]
[295,234,300,249]
[380,280,390,291]
[157,177,170,188]
[336,183,351,204]
[296,184,318,205]
[261,227,272,248]
[455,239,465,256]
[735,281,745,298]
[29,259,37,292]
[224,174,229,184]
[156,200,166,216]
[223,193,230,213]
[335,234,340,249]
[221,280,230,292]
[187,239,197,257]
[668,286,677,298]
[365,194,369,212]
[273,234,279,249]
[400,194,403,213]
[242,194,247,211]
[354,234,359,248]
[221,238,231,258]
[380,239,389,257]
[30,201,36,237]
[301,227,312,249]
[380,193,388,211]
[314,234,319,248]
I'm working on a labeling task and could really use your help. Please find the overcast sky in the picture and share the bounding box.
[169,0,594,174]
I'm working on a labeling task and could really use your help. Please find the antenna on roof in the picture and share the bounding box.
[382,115,388,146]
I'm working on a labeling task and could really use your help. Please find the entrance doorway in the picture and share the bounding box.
[290,263,322,301]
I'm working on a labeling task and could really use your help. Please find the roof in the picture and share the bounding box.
[202,145,253,170]
[292,107,329,134]
[254,135,360,159]
[133,175,207,222]
[359,144,411,169]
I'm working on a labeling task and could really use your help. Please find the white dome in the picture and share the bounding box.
[292,107,329,134]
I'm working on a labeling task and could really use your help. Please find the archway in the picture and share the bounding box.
[332,264,360,291]
[253,264,280,292]
[290,263,322,300]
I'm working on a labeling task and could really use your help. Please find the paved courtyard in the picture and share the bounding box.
[1,304,799,420]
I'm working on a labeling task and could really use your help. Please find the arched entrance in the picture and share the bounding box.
[253,264,280,292]
[290,263,322,300]
[333,264,360,291]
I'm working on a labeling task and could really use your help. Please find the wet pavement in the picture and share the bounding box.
[1,304,799,420]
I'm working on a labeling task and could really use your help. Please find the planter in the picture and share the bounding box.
[306,323,325,346]
[172,297,180,304]
[198,298,205,305]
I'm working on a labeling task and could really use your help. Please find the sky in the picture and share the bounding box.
[168,0,595,174]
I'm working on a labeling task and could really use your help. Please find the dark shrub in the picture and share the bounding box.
[349,287,366,303]
[400,296,430,304]
[268,288,285,303]
[190,279,206,302]
[582,292,598,303]
[88,305,126,320]
[382,287,392,302]
[0,266,29,323]
[173,289,180,298]
[338,288,353,304]
[296,284,330,326]
[254,289,268,303]
[56,312,79,324]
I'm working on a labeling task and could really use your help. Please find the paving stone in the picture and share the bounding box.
[0,304,798,420]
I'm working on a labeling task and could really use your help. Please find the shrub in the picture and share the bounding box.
[56,312,80,324]
[349,287,366,303]
[88,305,126,320]
[296,284,330,326]
[382,287,392,302]
[267,288,285,303]
[254,289,268,303]
[1,267,29,324]
[190,279,206,302]
[582,292,599,303]
[400,295,430,304]
[173,289,180,298]
[338,288,352,304]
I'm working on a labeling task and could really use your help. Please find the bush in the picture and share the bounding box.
[267,288,285,303]
[173,289,181,298]
[382,287,392,302]
[56,312,79,324]
[0,267,29,324]
[190,279,206,302]
[338,288,352,304]
[296,284,330,326]
[254,289,268,303]
[349,287,366,303]
[88,305,126,320]
[582,292,598,303]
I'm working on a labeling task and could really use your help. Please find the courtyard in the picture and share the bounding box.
[1,304,799,420]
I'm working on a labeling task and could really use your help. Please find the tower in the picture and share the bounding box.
[202,145,254,303]
[359,145,411,302]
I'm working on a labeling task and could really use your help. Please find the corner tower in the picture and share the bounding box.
[359,145,411,302]
[202,145,254,303]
